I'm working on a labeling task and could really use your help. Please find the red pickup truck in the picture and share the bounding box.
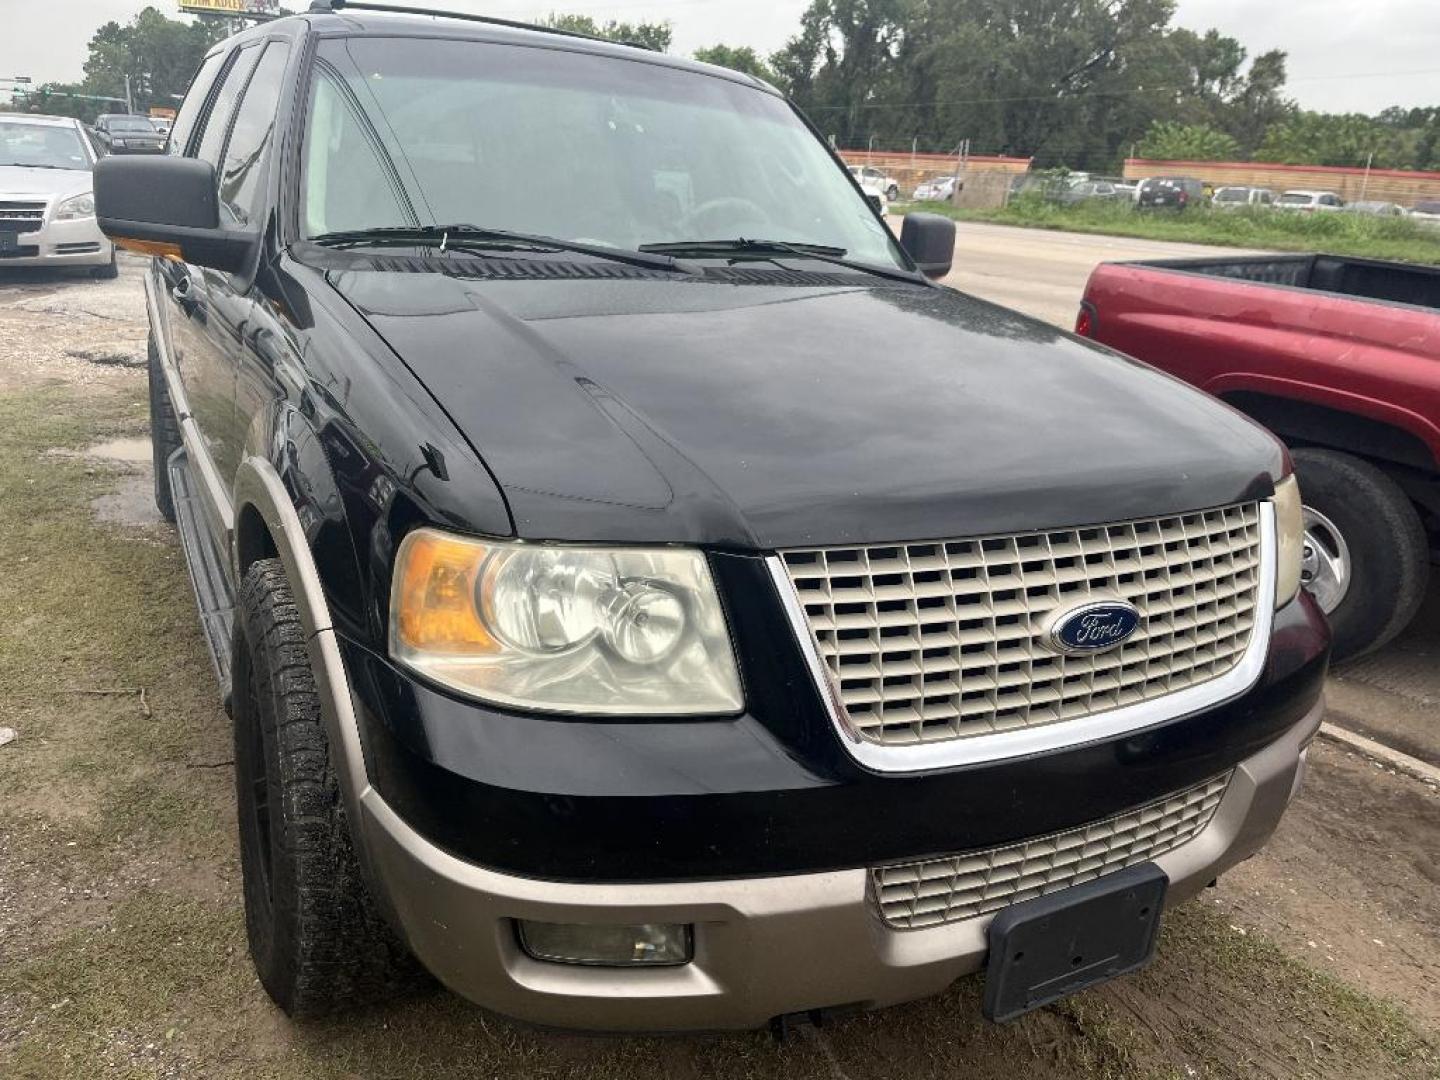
[1079,253,1439,659]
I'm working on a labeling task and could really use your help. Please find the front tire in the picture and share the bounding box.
[93,250,119,279]
[233,558,430,1017]
[1291,448,1429,660]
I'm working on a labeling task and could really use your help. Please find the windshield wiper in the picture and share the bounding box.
[2,163,72,170]
[638,238,926,285]
[309,224,694,275]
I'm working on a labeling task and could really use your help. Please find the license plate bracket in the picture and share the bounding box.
[0,231,17,253]
[982,862,1168,1022]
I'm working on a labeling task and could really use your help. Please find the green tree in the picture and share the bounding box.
[540,13,672,52]
[693,45,776,83]
[1137,120,1239,160]
[1257,111,1410,168]
[80,6,226,115]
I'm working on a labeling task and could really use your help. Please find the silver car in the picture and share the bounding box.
[0,114,116,277]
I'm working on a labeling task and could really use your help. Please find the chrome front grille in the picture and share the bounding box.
[779,503,1263,747]
[0,200,46,228]
[873,773,1230,929]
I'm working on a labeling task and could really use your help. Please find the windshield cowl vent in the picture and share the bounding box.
[331,253,900,288]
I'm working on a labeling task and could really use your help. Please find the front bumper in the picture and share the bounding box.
[0,214,112,269]
[356,696,1322,1032]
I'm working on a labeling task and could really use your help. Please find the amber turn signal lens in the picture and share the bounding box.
[392,531,497,655]
[114,237,183,260]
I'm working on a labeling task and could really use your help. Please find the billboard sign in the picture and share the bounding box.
[178,0,280,15]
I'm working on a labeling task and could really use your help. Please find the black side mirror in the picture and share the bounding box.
[94,155,257,274]
[900,212,955,279]
[866,193,885,216]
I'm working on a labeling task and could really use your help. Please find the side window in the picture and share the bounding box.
[168,50,228,155]
[194,44,262,169]
[217,42,292,227]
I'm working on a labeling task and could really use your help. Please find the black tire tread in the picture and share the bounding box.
[234,558,430,1017]
[1291,447,1428,660]
[147,332,182,524]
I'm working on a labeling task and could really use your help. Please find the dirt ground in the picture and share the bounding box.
[0,256,1437,1079]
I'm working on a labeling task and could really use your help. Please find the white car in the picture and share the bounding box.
[1212,186,1276,209]
[846,166,891,212]
[0,114,116,277]
[912,175,957,202]
[1409,200,1440,229]
[848,164,899,200]
[1276,190,1344,212]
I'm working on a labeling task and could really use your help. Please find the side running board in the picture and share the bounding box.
[167,447,235,704]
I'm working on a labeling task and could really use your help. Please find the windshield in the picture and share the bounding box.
[301,36,903,267]
[1278,193,1312,205]
[0,121,89,169]
[1214,189,1244,202]
[109,118,157,133]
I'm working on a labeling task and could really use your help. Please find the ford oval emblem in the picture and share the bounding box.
[1045,599,1141,655]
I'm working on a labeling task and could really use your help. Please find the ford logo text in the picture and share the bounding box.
[1045,599,1141,655]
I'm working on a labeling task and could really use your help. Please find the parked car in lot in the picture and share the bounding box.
[1135,176,1204,210]
[1277,190,1344,212]
[1211,186,1276,209]
[1344,200,1407,217]
[1410,199,1440,228]
[95,3,1327,1033]
[93,114,167,154]
[1058,179,1127,205]
[0,114,117,277]
[912,174,957,202]
[848,164,900,200]
[1080,253,1439,659]
[845,164,890,212]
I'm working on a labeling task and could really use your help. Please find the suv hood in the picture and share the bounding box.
[329,268,1281,549]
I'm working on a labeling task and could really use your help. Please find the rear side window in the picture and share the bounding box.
[217,42,292,227]
[194,44,262,169]
[168,50,227,156]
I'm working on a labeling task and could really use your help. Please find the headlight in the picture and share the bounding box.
[389,528,743,715]
[1273,474,1303,608]
[54,192,95,221]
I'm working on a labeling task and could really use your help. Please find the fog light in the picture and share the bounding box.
[516,920,692,967]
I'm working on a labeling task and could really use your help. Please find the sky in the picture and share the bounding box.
[4,0,1438,115]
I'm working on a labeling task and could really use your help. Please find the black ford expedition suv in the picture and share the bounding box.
[94,3,1329,1031]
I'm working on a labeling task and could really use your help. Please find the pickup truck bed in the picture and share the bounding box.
[1080,252,1440,659]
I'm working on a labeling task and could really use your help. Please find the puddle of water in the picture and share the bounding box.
[85,437,151,465]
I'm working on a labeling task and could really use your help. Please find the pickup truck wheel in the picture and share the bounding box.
[147,333,181,524]
[1291,448,1428,660]
[233,558,431,1017]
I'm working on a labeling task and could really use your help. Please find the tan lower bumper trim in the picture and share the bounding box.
[356,697,1323,1032]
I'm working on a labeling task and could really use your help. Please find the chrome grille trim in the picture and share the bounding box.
[873,772,1231,929]
[0,199,47,226]
[766,503,1276,772]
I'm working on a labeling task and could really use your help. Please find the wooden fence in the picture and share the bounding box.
[838,150,1032,198]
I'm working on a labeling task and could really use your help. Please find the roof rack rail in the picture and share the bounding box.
[304,0,652,49]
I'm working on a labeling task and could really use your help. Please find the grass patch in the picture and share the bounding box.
[902,197,1440,264]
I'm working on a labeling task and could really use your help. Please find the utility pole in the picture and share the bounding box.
[1359,150,1374,201]
[124,73,134,114]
